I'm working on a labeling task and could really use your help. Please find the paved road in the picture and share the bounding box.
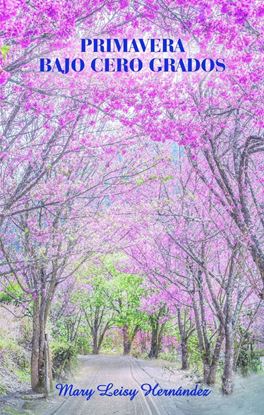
[24,355,264,415]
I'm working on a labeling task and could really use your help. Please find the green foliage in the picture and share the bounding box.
[74,273,112,313]
[52,313,79,343]
[14,368,30,383]
[75,335,91,354]
[101,334,119,353]
[237,346,262,375]
[0,336,17,351]
[51,341,77,377]
[174,328,202,368]
[187,335,202,366]
[76,254,148,346]
[0,45,10,59]
[0,334,30,396]
[17,319,32,350]
[0,383,7,395]
[235,326,262,375]
[135,175,174,186]
[255,349,264,357]
[108,267,148,335]
[74,258,115,314]
[136,177,145,186]
[0,336,29,369]
[159,351,179,363]
[0,283,25,305]
[162,175,174,183]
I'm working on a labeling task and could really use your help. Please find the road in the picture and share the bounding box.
[22,355,264,415]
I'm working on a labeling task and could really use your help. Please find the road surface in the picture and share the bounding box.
[15,355,264,415]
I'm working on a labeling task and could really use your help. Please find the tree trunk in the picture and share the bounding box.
[222,248,236,395]
[44,334,52,396]
[177,308,189,369]
[31,298,41,391]
[222,322,234,394]
[31,296,52,393]
[92,330,99,354]
[38,298,46,392]
[203,358,210,384]
[206,328,224,385]
[181,337,189,370]
[92,343,99,354]
[123,325,132,355]
[148,324,159,359]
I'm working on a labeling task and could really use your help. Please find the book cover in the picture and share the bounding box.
[0,1,263,414]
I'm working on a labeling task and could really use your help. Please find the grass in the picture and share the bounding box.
[0,337,20,353]
[15,368,30,383]
[0,383,7,395]
[159,351,179,363]
[0,334,30,398]
[0,406,35,415]
[0,335,29,367]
